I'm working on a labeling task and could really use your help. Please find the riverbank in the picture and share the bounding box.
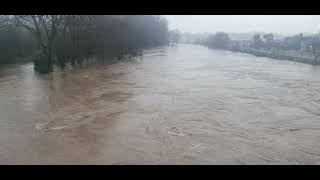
[0,56,34,66]
[232,48,320,65]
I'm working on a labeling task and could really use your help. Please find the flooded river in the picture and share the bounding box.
[1,44,320,164]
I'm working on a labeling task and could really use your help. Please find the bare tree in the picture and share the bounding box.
[252,34,264,49]
[2,15,170,72]
[169,29,181,45]
[13,15,64,73]
[263,33,274,49]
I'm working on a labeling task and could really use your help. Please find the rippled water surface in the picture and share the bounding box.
[1,44,320,164]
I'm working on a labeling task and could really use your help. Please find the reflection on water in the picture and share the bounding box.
[1,44,320,164]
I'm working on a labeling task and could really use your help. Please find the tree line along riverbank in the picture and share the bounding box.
[0,15,170,74]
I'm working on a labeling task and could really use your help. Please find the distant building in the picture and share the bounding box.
[239,40,251,50]
[272,39,283,49]
[283,36,301,50]
[299,37,320,53]
[300,42,311,53]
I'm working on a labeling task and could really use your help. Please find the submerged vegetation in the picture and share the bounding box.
[0,15,169,73]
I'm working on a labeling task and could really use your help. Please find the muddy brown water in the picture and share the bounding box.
[1,44,320,164]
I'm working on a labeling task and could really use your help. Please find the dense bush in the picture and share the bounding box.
[0,24,36,64]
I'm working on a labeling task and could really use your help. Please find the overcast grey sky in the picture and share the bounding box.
[164,15,320,35]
